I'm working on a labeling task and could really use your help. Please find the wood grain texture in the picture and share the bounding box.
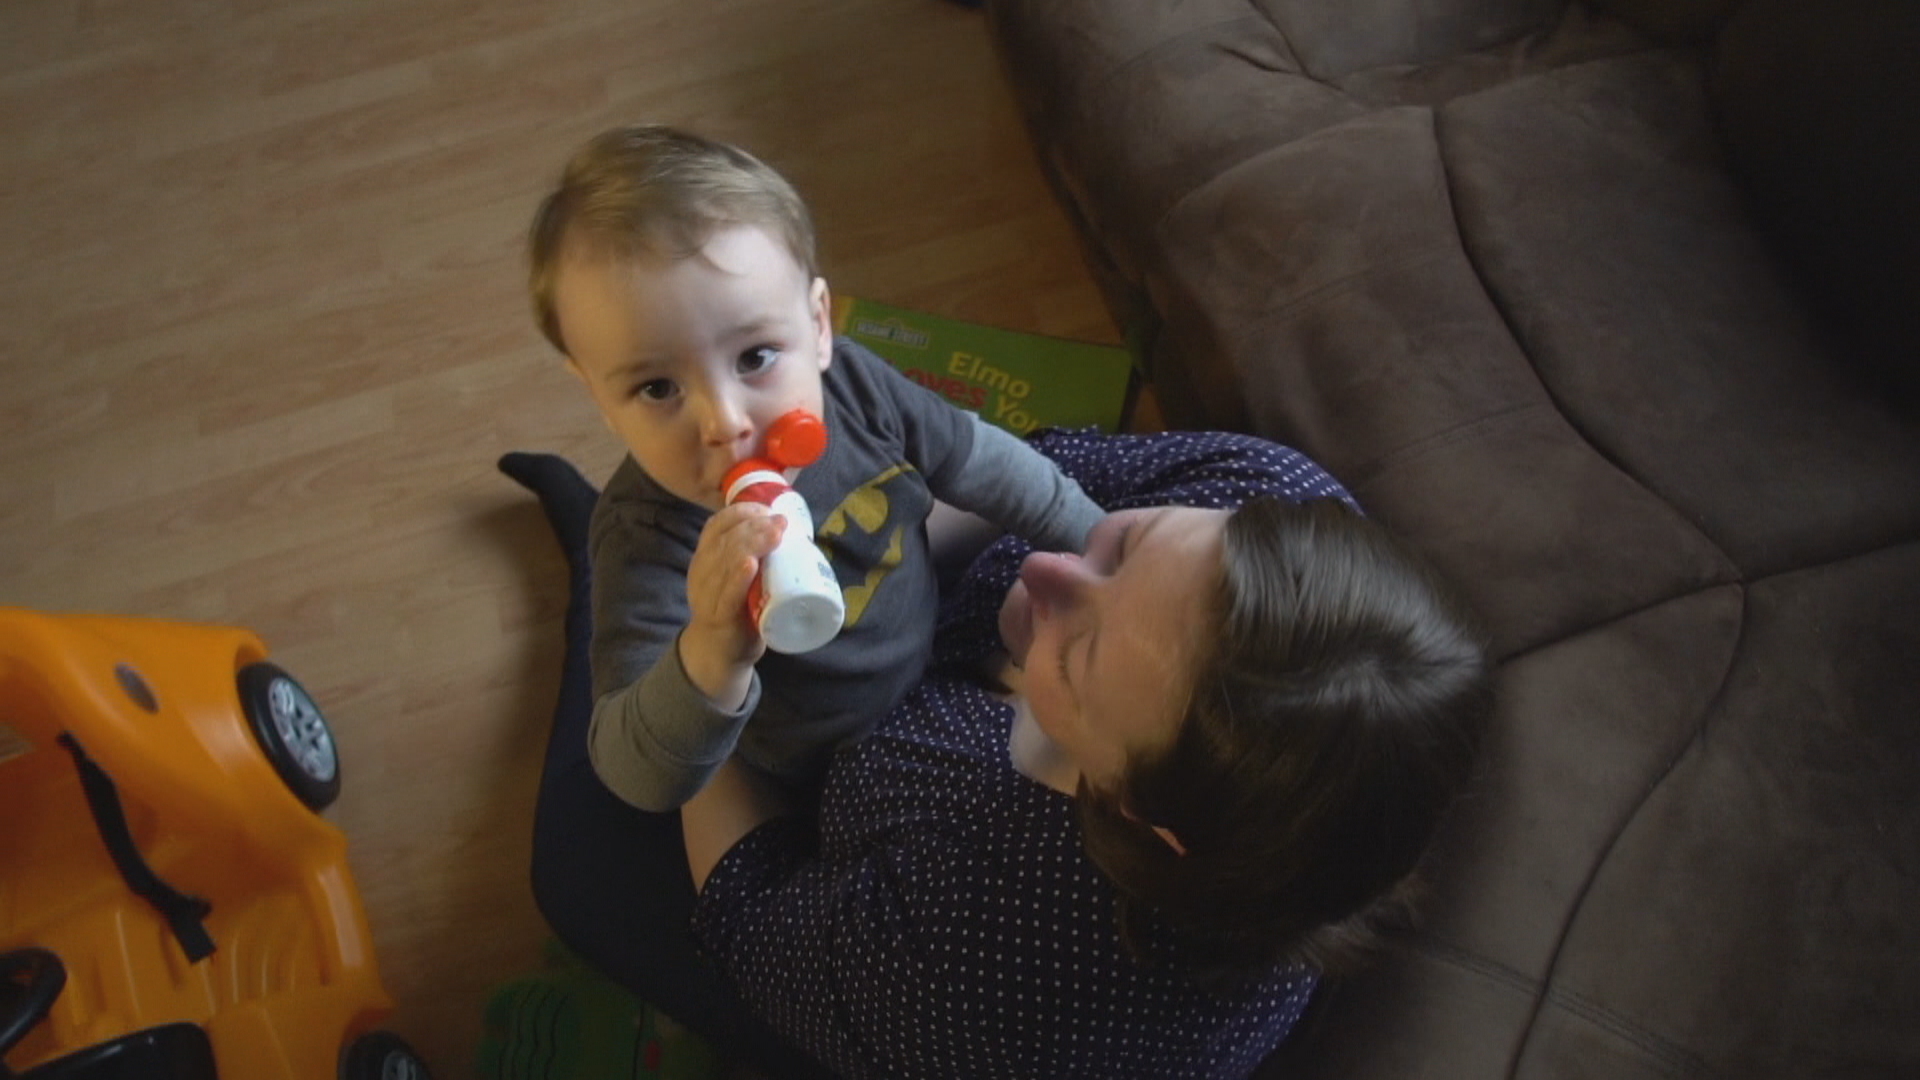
[0,0,1117,1071]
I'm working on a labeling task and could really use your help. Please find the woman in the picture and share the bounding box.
[503,429,1490,1079]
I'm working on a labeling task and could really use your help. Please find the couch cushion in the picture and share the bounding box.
[1331,4,1647,110]
[1438,49,1920,578]
[990,0,1363,298]
[1266,546,1920,1077]
[989,1,1651,319]
[1150,106,1735,656]
[1254,0,1562,80]
[1512,543,1920,1076]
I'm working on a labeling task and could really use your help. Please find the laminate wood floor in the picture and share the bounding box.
[0,0,1116,1072]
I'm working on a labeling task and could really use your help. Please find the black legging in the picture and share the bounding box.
[499,453,834,1080]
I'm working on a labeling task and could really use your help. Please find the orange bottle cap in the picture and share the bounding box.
[763,410,828,469]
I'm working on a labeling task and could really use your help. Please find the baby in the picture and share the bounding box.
[528,125,1105,811]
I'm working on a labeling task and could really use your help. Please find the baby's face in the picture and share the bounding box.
[554,224,832,511]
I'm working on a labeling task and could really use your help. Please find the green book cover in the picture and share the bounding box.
[832,296,1135,436]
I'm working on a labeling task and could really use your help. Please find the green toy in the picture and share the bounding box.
[478,939,725,1080]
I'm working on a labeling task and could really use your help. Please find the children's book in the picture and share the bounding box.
[831,296,1136,437]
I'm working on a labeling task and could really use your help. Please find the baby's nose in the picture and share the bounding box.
[699,392,754,447]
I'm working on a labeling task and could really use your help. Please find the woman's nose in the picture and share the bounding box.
[1019,551,1091,611]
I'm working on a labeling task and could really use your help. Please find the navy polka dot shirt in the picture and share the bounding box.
[692,431,1352,1079]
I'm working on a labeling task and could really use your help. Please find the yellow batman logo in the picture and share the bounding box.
[816,465,927,627]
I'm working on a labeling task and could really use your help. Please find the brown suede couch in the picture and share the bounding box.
[986,1,1920,1076]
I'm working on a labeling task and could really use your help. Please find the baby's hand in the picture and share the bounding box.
[679,502,787,710]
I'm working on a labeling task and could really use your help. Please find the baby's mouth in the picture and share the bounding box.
[708,454,751,493]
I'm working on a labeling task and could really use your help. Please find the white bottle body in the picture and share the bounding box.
[725,470,845,654]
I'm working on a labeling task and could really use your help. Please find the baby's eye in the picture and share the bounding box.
[737,346,779,376]
[633,378,677,403]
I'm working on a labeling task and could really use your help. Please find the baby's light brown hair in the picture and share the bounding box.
[528,125,819,355]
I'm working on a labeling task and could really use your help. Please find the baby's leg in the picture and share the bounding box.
[501,453,832,1080]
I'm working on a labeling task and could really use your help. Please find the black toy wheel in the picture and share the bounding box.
[237,661,341,811]
[341,1030,430,1080]
[0,947,66,1058]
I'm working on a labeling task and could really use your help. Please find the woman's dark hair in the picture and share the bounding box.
[1077,496,1492,986]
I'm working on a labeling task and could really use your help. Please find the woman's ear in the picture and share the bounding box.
[1150,824,1189,857]
[1119,802,1189,857]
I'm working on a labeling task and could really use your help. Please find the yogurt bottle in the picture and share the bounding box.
[721,411,844,655]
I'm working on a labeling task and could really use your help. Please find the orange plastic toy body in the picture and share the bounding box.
[0,607,416,1078]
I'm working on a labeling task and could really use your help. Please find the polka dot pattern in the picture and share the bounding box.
[692,430,1352,1079]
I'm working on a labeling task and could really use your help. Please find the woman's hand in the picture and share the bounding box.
[682,755,790,889]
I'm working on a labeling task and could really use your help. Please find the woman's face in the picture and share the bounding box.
[998,505,1229,789]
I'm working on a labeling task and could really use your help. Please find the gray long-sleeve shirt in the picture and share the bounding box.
[586,339,1104,811]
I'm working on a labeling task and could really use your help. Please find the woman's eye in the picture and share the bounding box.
[1056,627,1088,710]
[1102,520,1138,572]
[738,346,779,375]
[1086,521,1128,574]
[634,378,676,403]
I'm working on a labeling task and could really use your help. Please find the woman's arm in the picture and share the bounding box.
[681,756,791,889]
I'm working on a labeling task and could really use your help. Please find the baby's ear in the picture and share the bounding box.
[811,276,834,371]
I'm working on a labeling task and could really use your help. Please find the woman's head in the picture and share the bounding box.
[1010,496,1491,982]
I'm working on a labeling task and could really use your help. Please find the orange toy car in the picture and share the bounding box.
[0,608,426,1079]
